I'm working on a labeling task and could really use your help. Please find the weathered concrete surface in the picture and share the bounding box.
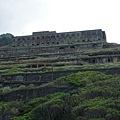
[0,86,76,102]
[1,68,120,102]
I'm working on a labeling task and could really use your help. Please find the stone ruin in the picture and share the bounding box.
[0,29,120,87]
[0,29,106,58]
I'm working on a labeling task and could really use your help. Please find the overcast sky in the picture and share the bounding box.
[0,0,120,43]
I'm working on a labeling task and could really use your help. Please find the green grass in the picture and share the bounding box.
[0,71,120,120]
[1,62,120,76]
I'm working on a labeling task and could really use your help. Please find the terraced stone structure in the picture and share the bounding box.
[0,29,120,87]
[12,29,106,46]
[0,29,106,57]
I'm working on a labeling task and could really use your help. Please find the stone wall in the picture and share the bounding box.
[1,68,120,88]
[12,29,106,47]
[0,42,103,58]
[0,29,106,58]
[83,55,120,64]
[1,68,120,102]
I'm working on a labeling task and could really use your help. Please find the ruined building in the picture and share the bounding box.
[12,29,106,47]
[0,29,106,59]
[0,29,120,87]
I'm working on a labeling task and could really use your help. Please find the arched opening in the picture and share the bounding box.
[32,64,37,68]
[27,65,31,68]
[87,39,91,42]
[93,44,98,48]
[71,34,75,39]
[59,47,64,49]
[57,35,61,39]
[22,38,25,40]
[57,42,59,44]
[92,59,96,64]
[66,34,71,39]
[38,64,44,67]
[70,46,75,49]
[108,58,111,62]
[82,40,85,42]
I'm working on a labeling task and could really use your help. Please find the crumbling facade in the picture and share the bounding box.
[12,29,106,47]
[1,29,120,87]
[0,29,106,58]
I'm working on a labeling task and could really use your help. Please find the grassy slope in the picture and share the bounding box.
[0,71,120,120]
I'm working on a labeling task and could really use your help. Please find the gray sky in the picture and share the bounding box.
[0,0,120,43]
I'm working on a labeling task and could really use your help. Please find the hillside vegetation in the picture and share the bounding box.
[0,71,120,120]
[0,33,13,47]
